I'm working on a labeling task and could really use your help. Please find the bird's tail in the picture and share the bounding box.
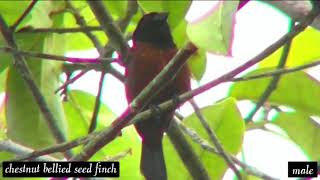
[141,140,167,180]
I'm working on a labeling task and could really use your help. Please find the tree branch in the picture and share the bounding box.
[0,47,114,63]
[232,60,320,82]
[167,118,211,180]
[0,140,59,162]
[18,26,103,33]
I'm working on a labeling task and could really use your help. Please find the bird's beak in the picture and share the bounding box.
[157,12,169,21]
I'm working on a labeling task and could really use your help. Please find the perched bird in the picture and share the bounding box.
[125,12,191,180]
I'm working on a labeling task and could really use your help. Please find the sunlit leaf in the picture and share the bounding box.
[229,69,320,116]
[188,49,207,81]
[164,98,244,179]
[18,1,53,29]
[0,1,29,25]
[259,27,320,68]
[186,1,238,55]
[273,112,320,160]
[103,1,127,20]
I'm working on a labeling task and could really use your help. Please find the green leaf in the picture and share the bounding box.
[63,2,108,51]
[229,69,320,116]
[259,27,320,68]
[0,1,29,25]
[164,98,245,179]
[5,15,67,151]
[17,1,53,30]
[138,0,191,30]
[0,34,12,73]
[273,112,320,160]
[186,1,238,55]
[188,49,207,81]
[63,90,116,140]
[63,90,142,178]
[172,20,188,48]
[103,1,127,20]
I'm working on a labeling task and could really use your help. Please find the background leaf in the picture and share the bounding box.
[186,1,238,55]
[259,27,320,68]
[272,112,320,160]
[0,1,29,26]
[229,69,320,116]
[5,8,67,151]
[164,98,245,179]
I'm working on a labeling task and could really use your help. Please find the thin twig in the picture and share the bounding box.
[176,120,279,180]
[189,100,243,180]
[232,60,320,82]
[245,22,294,122]
[0,140,59,162]
[63,63,125,82]
[88,68,106,133]
[69,8,320,161]
[0,15,71,158]
[18,26,103,33]
[55,70,88,94]
[11,0,38,30]
[13,134,93,161]
[0,47,114,63]
[105,148,132,161]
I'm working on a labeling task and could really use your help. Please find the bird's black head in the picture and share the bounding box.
[133,12,175,49]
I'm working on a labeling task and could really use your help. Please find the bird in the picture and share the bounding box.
[125,12,191,180]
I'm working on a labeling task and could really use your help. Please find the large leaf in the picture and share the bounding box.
[138,0,191,30]
[273,112,320,160]
[229,69,320,116]
[0,1,29,26]
[186,1,238,55]
[17,1,53,30]
[163,98,245,179]
[63,90,142,179]
[259,27,320,68]
[5,10,67,150]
